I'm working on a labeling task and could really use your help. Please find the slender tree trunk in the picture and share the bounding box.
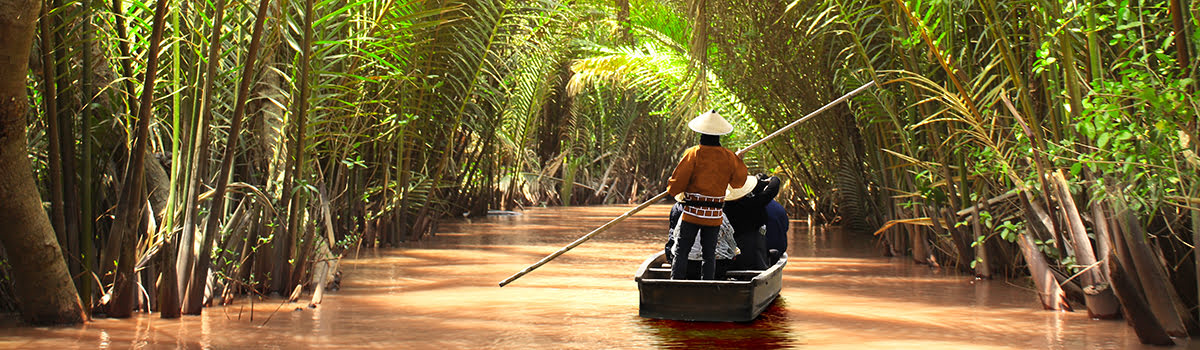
[1084,6,1103,82]
[1050,171,1119,318]
[971,201,990,278]
[1056,1,1085,127]
[1193,187,1200,325]
[277,0,313,295]
[184,0,273,314]
[110,0,135,107]
[1017,230,1070,311]
[1085,172,1113,278]
[1108,252,1174,346]
[942,207,973,269]
[79,0,96,314]
[250,211,274,293]
[53,0,81,285]
[909,225,935,266]
[310,181,337,306]
[1114,207,1194,337]
[289,221,314,298]
[1169,0,1190,78]
[398,128,412,240]
[397,133,413,240]
[152,4,183,320]
[615,0,630,43]
[38,0,68,258]
[0,0,85,325]
[1026,196,1062,259]
[104,0,170,318]
[1018,193,1070,311]
[178,0,227,307]
[1087,192,1118,316]
[1052,13,1116,319]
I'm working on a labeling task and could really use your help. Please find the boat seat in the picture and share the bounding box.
[648,267,672,273]
[724,270,764,277]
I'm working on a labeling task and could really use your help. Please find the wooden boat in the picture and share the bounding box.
[634,251,787,322]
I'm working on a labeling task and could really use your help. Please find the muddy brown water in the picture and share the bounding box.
[0,205,1180,349]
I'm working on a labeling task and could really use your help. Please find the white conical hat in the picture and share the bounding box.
[688,110,733,136]
[725,175,758,201]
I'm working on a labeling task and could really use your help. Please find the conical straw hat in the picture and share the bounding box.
[688,110,733,136]
[725,175,758,201]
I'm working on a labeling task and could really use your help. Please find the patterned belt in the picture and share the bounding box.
[681,192,724,220]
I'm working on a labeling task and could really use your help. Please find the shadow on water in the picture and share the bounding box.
[639,298,799,349]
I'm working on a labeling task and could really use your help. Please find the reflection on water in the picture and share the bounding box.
[0,205,1180,349]
[640,299,798,349]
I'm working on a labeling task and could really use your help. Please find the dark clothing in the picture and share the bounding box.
[666,203,737,280]
[731,228,767,270]
[765,200,789,264]
[764,200,788,253]
[699,134,721,146]
[681,259,733,280]
[725,176,781,270]
[671,221,717,280]
[664,203,684,262]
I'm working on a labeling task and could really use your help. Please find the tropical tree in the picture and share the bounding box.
[767,0,1197,343]
[9,1,1195,343]
[0,0,85,325]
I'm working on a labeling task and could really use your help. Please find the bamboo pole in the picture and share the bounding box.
[498,81,876,287]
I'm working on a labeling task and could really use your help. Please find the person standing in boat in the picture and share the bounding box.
[725,173,781,270]
[664,202,740,279]
[666,110,749,280]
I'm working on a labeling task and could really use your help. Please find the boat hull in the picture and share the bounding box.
[634,251,786,322]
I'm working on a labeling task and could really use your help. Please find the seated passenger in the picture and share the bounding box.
[665,201,739,279]
[764,199,788,265]
[725,174,780,270]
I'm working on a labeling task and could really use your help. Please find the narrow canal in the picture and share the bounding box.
[0,205,1174,349]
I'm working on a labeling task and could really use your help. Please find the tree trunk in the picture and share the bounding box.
[1016,230,1070,311]
[971,200,990,278]
[909,224,935,266]
[1087,195,1119,319]
[1194,187,1200,328]
[1050,171,1119,318]
[1114,206,1193,337]
[104,0,170,318]
[615,0,630,43]
[178,0,227,306]
[1108,252,1174,346]
[310,181,338,307]
[1169,0,1190,78]
[277,0,313,294]
[941,207,973,269]
[0,0,85,325]
[51,0,81,287]
[184,0,273,314]
[1085,173,1113,278]
[1018,193,1070,311]
[38,0,68,260]
[78,0,97,314]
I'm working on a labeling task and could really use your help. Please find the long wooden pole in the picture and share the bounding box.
[498,81,876,287]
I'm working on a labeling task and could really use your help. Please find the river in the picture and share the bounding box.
[0,205,1176,349]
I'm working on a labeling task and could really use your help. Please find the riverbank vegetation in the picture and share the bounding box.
[0,0,1197,344]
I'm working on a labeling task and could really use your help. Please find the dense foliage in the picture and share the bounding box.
[3,0,1200,341]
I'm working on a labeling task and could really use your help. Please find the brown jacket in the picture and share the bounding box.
[667,145,748,226]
